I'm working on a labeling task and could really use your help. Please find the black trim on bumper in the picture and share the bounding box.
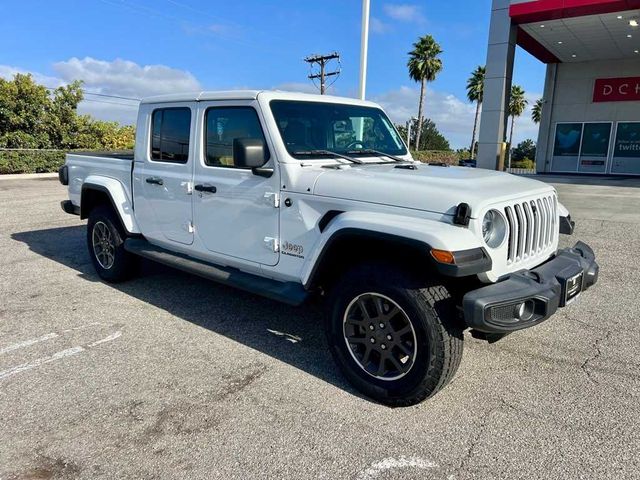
[560,215,575,235]
[61,200,80,215]
[433,247,492,278]
[462,241,598,333]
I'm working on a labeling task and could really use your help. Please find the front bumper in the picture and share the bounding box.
[463,241,598,333]
[61,200,79,215]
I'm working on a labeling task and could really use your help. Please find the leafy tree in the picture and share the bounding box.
[512,139,536,162]
[0,73,52,148]
[507,85,528,167]
[466,65,485,159]
[408,35,443,151]
[532,98,543,124]
[396,118,450,151]
[0,73,134,151]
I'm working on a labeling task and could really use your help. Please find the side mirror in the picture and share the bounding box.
[233,138,268,167]
[233,138,273,178]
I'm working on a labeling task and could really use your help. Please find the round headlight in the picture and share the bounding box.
[482,209,507,248]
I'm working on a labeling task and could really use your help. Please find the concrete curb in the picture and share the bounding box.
[0,172,58,180]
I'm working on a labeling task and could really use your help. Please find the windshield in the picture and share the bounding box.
[270,100,408,159]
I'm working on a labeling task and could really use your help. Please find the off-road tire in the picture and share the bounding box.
[87,205,136,283]
[326,262,463,407]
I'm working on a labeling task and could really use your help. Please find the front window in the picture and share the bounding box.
[204,107,269,168]
[270,100,407,158]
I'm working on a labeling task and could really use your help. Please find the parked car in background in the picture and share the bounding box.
[459,159,477,168]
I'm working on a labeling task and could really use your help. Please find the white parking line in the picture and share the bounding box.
[0,330,122,381]
[0,346,85,380]
[0,333,59,355]
[0,323,103,355]
[88,330,121,347]
[356,456,437,480]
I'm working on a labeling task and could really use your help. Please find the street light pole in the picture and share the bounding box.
[358,0,370,100]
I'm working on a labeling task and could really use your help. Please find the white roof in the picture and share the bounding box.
[140,90,380,108]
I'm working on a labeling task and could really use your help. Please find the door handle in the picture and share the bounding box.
[146,177,164,185]
[194,184,217,193]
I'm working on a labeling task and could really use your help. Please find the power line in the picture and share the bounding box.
[304,52,341,95]
[81,98,139,108]
[44,87,140,102]
[82,91,140,101]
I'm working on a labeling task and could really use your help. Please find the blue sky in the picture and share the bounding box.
[0,0,546,148]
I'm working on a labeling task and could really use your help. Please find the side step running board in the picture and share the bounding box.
[124,238,308,306]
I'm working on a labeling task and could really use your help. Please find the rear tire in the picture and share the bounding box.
[325,263,463,407]
[87,205,136,283]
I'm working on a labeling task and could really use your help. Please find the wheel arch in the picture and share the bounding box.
[80,178,140,235]
[302,210,491,291]
[304,228,436,291]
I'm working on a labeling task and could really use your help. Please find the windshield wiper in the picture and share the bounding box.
[346,149,406,163]
[292,150,365,164]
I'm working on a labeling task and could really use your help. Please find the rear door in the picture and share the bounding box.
[192,100,280,266]
[133,103,195,245]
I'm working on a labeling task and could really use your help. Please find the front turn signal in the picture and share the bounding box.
[431,249,455,264]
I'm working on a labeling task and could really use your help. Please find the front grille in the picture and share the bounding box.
[504,194,557,264]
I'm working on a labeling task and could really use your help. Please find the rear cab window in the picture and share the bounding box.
[150,107,192,163]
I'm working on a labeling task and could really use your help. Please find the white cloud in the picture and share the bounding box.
[370,17,391,34]
[383,4,425,23]
[0,57,203,126]
[373,85,475,149]
[0,65,65,88]
[53,57,201,99]
[372,86,542,149]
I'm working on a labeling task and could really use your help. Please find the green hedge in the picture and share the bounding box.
[0,148,478,174]
[411,150,460,165]
[511,158,535,169]
[0,150,66,174]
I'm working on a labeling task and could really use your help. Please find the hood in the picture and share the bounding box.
[311,163,554,217]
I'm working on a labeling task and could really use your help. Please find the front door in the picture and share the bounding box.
[193,101,280,266]
[133,104,195,245]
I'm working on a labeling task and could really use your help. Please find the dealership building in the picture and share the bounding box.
[478,0,640,175]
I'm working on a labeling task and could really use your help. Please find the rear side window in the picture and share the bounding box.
[204,107,268,168]
[150,108,191,163]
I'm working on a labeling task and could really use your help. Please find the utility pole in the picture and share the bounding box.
[304,52,340,94]
[358,0,370,100]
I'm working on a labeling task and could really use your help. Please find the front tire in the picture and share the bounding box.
[325,263,463,407]
[87,205,136,283]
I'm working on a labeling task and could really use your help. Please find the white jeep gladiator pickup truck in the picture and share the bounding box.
[59,90,599,406]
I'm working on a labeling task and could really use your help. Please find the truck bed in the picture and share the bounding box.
[70,150,134,160]
[65,151,134,209]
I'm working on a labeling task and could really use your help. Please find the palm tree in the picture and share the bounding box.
[466,65,485,159]
[532,98,543,124]
[507,85,528,167]
[408,35,443,151]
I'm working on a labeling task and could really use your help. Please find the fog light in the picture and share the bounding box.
[516,300,535,321]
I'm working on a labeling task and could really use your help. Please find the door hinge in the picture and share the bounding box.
[186,221,195,233]
[264,237,279,252]
[264,192,280,208]
[182,181,194,195]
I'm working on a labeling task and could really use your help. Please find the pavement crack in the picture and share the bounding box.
[580,330,612,384]
[448,401,507,479]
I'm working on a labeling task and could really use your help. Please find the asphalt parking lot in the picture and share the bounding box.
[1,173,639,479]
